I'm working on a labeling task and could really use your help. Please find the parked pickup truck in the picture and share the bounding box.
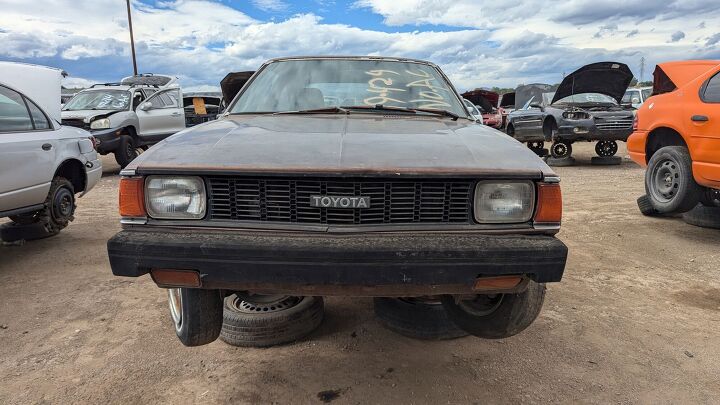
[61,74,185,168]
[107,56,567,347]
[0,62,101,236]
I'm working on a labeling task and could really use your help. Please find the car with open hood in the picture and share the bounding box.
[628,60,720,215]
[462,89,503,129]
[507,62,635,160]
[106,56,567,347]
[61,74,185,168]
[505,83,556,155]
[498,91,515,128]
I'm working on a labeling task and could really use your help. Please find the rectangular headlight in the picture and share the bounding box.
[474,181,535,223]
[145,176,206,219]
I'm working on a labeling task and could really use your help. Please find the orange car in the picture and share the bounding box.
[628,60,720,214]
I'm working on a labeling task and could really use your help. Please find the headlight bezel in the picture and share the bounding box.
[90,118,111,129]
[473,180,536,224]
[562,111,591,120]
[144,175,207,220]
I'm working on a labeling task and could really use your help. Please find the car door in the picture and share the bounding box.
[512,102,544,137]
[136,88,185,142]
[0,84,56,213]
[688,70,720,181]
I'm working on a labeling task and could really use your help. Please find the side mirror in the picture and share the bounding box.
[139,101,152,111]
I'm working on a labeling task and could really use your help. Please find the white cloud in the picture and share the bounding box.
[251,0,290,12]
[0,0,717,92]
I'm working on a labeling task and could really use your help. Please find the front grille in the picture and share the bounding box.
[595,118,633,131]
[61,119,88,129]
[207,177,474,225]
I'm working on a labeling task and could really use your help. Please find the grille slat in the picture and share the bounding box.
[208,177,473,225]
[595,118,633,131]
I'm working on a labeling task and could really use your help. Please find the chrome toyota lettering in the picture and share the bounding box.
[310,195,370,208]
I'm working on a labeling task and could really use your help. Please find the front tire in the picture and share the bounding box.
[441,281,546,339]
[645,146,702,214]
[167,288,223,347]
[114,135,139,168]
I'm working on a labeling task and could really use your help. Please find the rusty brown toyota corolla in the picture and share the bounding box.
[107,56,567,347]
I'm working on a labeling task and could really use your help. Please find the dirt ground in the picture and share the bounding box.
[1,143,719,404]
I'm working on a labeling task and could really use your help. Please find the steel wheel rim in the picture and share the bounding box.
[457,294,504,317]
[596,141,617,157]
[52,187,74,220]
[552,143,568,158]
[168,288,183,331]
[231,295,301,314]
[650,158,680,202]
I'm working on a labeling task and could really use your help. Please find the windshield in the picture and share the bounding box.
[554,93,617,105]
[230,59,466,116]
[641,88,652,101]
[622,90,640,104]
[63,90,131,111]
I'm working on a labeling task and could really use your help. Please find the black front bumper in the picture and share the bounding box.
[107,229,567,295]
[91,128,122,154]
[555,123,632,143]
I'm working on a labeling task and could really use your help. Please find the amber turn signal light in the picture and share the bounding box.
[119,177,146,217]
[534,183,562,223]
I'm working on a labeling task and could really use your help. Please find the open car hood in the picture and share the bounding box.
[653,60,720,95]
[551,62,632,104]
[461,89,499,112]
[514,84,554,109]
[499,92,515,108]
[220,71,255,105]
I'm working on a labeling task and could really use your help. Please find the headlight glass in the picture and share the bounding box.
[474,181,535,223]
[562,111,590,120]
[90,118,110,129]
[145,176,206,219]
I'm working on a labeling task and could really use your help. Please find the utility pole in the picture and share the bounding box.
[639,56,645,84]
[126,0,138,76]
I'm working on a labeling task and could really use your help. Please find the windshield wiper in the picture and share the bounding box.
[272,106,349,115]
[342,104,459,121]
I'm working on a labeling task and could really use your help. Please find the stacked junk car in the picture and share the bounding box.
[506,62,636,166]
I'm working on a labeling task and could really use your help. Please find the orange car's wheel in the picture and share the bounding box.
[645,146,703,214]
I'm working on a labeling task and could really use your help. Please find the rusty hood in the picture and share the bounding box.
[129,115,553,178]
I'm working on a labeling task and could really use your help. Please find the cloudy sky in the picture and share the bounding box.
[1,0,719,91]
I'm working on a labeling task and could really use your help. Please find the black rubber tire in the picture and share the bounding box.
[114,135,139,168]
[682,204,720,229]
[169,288,223,347]
[550,142,572,159]
[546,156,576,167]
[645,146,703,214]
[590,156,622,166]
[441,282,546,339]
[505,124,514,137]
[220,295,324,347]
[637,195,661,217]
[595,140,618,157]
[9,177,75,235]
[373,298,469,340]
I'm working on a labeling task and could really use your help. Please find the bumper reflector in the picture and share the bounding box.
[150,269,201,288]
[473,276,522,291]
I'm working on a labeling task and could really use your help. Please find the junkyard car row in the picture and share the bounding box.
[2,56,719,351]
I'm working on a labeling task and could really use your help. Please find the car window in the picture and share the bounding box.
[622,90,639,104]
[641,88,652,101]
[63,89,131,111]
[702,72,720,103]
[0,85,33,132]
[230,59,466,116]
[26,98,51,130]
[163,90,180,108]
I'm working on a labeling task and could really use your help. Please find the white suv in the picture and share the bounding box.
[0,62,101,236]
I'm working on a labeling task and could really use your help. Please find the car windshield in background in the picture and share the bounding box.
[622,90,640,104]
[230,59,466,117]
[641,88,652,100]
[63,90,131,111]
[554,93,617,105]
